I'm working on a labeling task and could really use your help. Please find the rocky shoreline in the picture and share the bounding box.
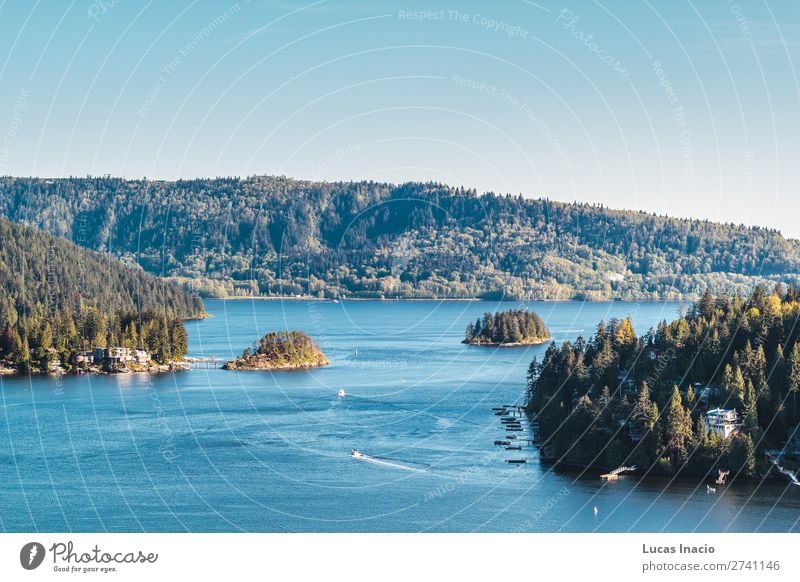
[222,358,329,371]
[0,361,190,376]
[463,337,551,347]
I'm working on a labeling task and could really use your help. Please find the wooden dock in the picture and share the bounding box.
[600,465,637,480]
[185,356,222,369]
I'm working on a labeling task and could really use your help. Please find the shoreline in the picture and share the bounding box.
[464,337,552,347]
[547,459,781,485]
[222,361,330,371]
[0,362,191,377]
[209,296,684,304]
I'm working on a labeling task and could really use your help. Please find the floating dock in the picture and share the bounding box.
[600,465,637,480]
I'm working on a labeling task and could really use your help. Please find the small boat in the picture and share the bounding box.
[707,485,716,494]
[491,407,507,411]
[505,446,522,450]
[506,459,527,464]
[494,440,510,446]
[506,435,517,439]
[351,449,363,459]
[338,388,346,398]
[333,299,340,304]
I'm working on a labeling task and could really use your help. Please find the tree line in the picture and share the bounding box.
[465,309,549,344]
[0,217,201,371]
[0,176,797,301]
[524,285,800,480]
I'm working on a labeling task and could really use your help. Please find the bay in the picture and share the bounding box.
[0,299,797,532]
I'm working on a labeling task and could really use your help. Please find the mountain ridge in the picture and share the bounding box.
[1,175,797,301]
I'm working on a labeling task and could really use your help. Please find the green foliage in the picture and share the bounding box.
[525,284,800,479]
[226,331,328,369]
[0,218,200,371]
[465,309,549,344]
[1,176,798,300]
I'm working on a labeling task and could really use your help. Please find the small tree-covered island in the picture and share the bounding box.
[223,331,329,371]
[525,285,800,483]
[464,309,550,346]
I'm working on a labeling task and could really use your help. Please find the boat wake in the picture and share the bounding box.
[350,449,426,473]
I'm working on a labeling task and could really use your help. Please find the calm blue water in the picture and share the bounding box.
[1,299,798,532]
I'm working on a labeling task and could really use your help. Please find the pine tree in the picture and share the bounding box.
[685,385,695,407]
[743,379,759,433]
[465,322,474,342]
[168,320,189,360]
[728,433,756,478]
[665,385,693,470]
[698,288,715,320]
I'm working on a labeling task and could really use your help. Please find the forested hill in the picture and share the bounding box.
[0,217,204,322]
[0,176,797,300]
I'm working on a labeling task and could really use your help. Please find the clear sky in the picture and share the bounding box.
[0,1,798,236]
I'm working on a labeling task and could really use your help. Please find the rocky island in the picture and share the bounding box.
[464,309,550,346]
[223,331,329,371]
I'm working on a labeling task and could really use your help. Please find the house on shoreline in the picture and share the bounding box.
[705,408,741,439]
[82,347,151,369]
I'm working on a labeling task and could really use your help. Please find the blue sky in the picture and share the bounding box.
[1,1,799,236]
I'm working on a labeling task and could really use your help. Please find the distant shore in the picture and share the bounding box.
[207,296,683,304]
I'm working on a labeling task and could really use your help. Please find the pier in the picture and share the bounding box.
[185,356,222,369]
[600,466,637,481]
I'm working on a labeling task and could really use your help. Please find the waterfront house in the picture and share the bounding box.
[91,347,152,368]
[705,408,741,439]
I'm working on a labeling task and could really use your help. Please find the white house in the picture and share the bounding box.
[705,408,741,439]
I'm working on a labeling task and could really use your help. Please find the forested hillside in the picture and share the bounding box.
[525,285,800,479]
[0,217,204,371]
[1,176,797,300]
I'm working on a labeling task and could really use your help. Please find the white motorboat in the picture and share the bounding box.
[338,388,346,398]
[351,449,363,459]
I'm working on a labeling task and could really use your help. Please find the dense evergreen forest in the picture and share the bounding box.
[224,331,329,370]
[1,176,797,301]
[0,217,203,372]
[465,309,549,345]
[524,285,800,480]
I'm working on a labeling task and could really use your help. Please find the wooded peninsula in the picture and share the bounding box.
[0,217,204,374]
[525,285,800,481]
